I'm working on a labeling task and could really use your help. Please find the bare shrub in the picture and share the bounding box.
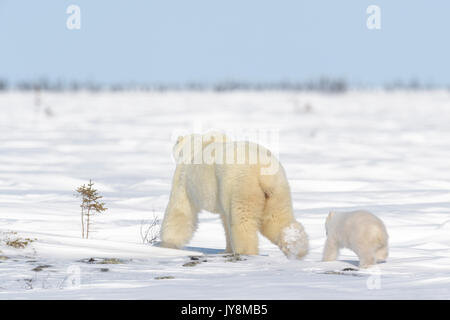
[140,212,161,245]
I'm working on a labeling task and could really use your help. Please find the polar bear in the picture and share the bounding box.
[322,210,388,268]
[160,132,308,259]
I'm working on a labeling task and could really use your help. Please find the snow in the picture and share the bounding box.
[281,223,308,259]
[0,90,449,299]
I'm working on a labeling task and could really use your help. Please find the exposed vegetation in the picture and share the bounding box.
[79,257,127,264]
[140,212,161,245]
[75,180,108,239]
[155,276,175,280]
[1,231,36,249]
[2,77,349,93]
[32,265,52,272]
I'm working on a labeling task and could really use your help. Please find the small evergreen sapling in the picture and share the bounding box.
[75,180,107,239]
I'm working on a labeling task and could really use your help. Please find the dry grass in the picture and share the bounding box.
[1,231,36,249]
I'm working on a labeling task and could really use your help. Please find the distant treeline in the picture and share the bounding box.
[0,77,446,93]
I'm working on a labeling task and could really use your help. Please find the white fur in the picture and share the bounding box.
[322,210,388,268]
[160,133,309,259]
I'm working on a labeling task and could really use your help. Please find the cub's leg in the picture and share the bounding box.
[322,238,339,261]
[160,189,199,249]
[375,245,388,262]
[358,248,376,268]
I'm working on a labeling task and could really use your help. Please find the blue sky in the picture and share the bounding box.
[1,0,449,86]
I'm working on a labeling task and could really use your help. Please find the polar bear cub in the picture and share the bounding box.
[322,210,388,268]
[160,132,309,259]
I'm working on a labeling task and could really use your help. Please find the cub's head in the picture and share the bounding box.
[173,132,228,163]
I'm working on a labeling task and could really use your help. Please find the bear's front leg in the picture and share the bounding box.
[160,189,198,249]
[322,238,339,261]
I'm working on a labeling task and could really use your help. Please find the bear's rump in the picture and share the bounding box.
[185,166,219,213]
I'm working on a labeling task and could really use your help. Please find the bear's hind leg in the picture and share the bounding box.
[229,197,263,255]
[220,213,233,253]
[260,186,308,259]
[231,221,259,255]
[160,193,198,249]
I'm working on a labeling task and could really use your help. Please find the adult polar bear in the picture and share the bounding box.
[160,132,308,259]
